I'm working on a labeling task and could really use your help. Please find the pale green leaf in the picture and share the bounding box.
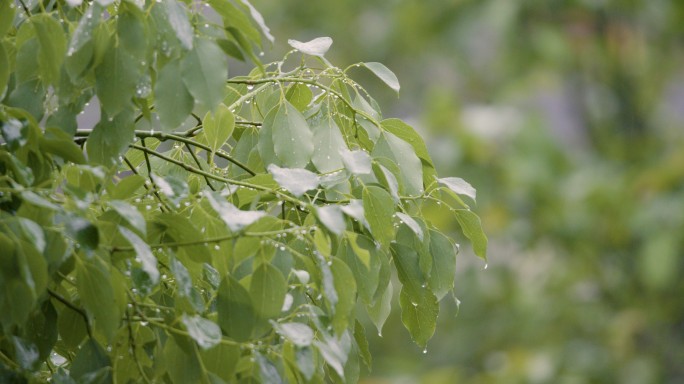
[288,37,333,57]
[181,37,228,110]
[362,186,395,248]
[428,230,457,300]
[32,14,67,86]
[182,314,222,350]
[366,281,393,336]
[239,0,274,43]
[340,148,371,175]
[117,5,148,60]
[257,105,279,167]
[285,83,313,112]
[311,115,346,173]
[316,205,346,236]
[205,192,266,232]
[154,60,194,131]
[372,132,424,196]
[363,62,400,93]
[396,213,423,241]
[119,226,159,285]
[250,262,287,319]
[439,177,476,201]
[203,104,235,152]
[164,0,193,50]
[331,258,356,335]
[95,45,139,117]
[108,201,146,236]
[271,321,314,347]
[267,164,319,197]
[272,101,314,168]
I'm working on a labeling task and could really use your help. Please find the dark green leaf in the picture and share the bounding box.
[398,288,438,349]
[39,127,87,164]
[0,43,9,99]
[200,343,240,381]
[85,109,135,166]
[76,256,120,341]
[70,339,111,382]
[181,37,228,110]
[95,45,139,117]
[217,275,255,341]
[428,230,457,300]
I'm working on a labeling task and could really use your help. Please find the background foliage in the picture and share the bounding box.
[0,0,486,383]
[252,0,684,382]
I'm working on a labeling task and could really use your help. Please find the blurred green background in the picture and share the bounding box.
[252,1,684,382]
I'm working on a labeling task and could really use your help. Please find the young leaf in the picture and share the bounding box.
[362,62,400,93]
[271,101,314,168]
[267,164,319,197]
[439,177,477,201]
[155,60,194,131]
[288,37,333,57]
[182,314,222,350]
[181,37,228,110]
[203,104,235,152]
[362,186,395,248]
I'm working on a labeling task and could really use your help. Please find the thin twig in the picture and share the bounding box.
[47,288,93,339]
[184,142,216,191]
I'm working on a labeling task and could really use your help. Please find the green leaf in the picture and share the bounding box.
[271,101,314,168]
[117,5,148,60]
[217,275,256,341]
[285,83,313,112]
[288,37,333,57]
[316,205,346,236]
[154,60,194,131]
[0,0,16,37]
[0,43,9,99]
[85,108,135,165]
[366,281,392,336]
[398,289,438,349]
[182,314,222,350]
[313,331,350,379]
[108,201,146,236]
[63,217,99,252]
[396,213,423,241]
[267,164,319,197]
[428,230,457,300]
[12,336,39,370]
[32,14,67,86]
[381,118,437,185]
[203,104,235,152]
[272,321,314,347]
[331,258,356,335]
[163,338,201,384]
[340,148,371,175]
[362,62,400,93]
[205,192,266,232]
[257,105,279,167]
[181,37,228,110]
[169,255,192,297]
[372,131,424,196]
[39,127,87,164]
[239,0,275,43]
[70,339,111,382]
[311,115,346,173]
[151,173,189,206]
[163,0,194,50]
[362,186,395,248]
[95,45,139,117]
[200,343,240,381]
[250,262,287,320]
[118,226,159,285]
[353,320,372,369]
[439,177,476,201]
[76,256,120,341]
[454,209,488,260]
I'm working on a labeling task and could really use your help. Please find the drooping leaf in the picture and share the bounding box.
[181,37,228,110]
[372,131,424,196]
[0,1,16,37]
[76,256,120,341]
[108,201,146,236]
[396,213,423,241]
[362,186,395,248]
[366,281,393,336]
[163,0,194,50]
[32,14,67,86]
[267,164,319,197]
[454,209,488,260]
[288,37,333,57]
[117,4,148,60]
[69,339,111,382]
[239,0,275,43]
[182,314,222,350]
[95,45,139,117]
[0,44,9,99]
[428,230,457,300]
[398,288,438,348]
[331,258,356,335]
[250,262,287,320]
[118,226,159,285]
[362,62,400,93]
[271,101,314,168]
[85,108,135,166]
[316,205,346,236]
[154,60,194,131]
[340,148,371,175]
[203,104,235,152]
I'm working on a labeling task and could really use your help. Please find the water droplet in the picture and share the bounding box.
[378,332,383,337]
[214,244,220,250]
[246,84,254,91]
[484,263,488,270]
[145,205,151,210]
[423,348,428,354]
[259,51,265,57]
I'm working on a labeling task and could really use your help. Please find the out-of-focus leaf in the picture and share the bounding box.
[154,60,194,131]
[86,107,135,166]
[272,321,314,347]
[340,148,371,175]
[163,0,193,50]
[316,205,346,236]
[119,226,159,285]
[108,201,145,236]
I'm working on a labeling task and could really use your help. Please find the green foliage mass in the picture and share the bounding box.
[0,0,485,382]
